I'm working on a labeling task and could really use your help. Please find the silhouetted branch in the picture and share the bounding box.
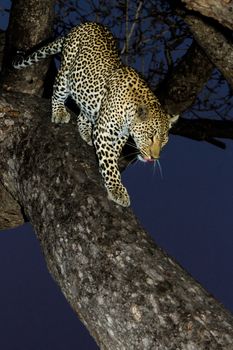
[172,117,233,148]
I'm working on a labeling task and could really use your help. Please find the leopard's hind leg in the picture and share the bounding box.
[77,111,93,146]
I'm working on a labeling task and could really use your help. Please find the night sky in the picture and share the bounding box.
[0,1,233,349]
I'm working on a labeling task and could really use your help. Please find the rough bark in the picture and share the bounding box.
[1,91,233,349]
[0,182,24,229]
[181,0,233,30]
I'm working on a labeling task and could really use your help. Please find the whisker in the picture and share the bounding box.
[156,159,163,179]
[123,156,139,171]
[125,141,138,150]
[128,157,139,167]
[129,157,140,169]
[153,160,156,176]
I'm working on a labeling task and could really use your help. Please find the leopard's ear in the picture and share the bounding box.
[169,114,179,128]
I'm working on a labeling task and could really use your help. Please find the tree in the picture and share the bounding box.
[0,0,233,349]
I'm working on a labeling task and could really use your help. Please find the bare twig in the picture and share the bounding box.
[121,0,143,57]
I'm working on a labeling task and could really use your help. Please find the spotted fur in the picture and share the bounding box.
[13,22,178,207]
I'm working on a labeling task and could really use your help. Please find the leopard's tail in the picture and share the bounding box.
[13,36,65,69]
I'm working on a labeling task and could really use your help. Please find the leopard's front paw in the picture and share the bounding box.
[107,185,130,207]
[52,108,71,124]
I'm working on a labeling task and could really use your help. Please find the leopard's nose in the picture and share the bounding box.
[150,137,161,159]
[150,152,160,160]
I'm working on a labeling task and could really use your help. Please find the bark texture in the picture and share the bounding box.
[181,0,233,30]
[0,182,23,229]
[0,91,233,349]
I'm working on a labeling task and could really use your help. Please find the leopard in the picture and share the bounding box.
[13,22,178,207]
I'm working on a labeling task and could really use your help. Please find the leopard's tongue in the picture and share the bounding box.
[145,158,155,163]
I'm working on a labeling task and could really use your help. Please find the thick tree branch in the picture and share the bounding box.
[171,2,233,90]
[171,117,233,148]
[181,0,233,30]
[0,91,233,349]
[155,41,233,148]
[156,42,214,115]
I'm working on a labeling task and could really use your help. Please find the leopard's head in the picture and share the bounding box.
[130,104,179,162]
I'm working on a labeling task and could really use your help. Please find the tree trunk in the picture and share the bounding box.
[0,91,233,349]
[2,0,54,96]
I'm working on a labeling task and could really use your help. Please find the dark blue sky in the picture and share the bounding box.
[0,224,98,350]
[124,136,233,310]
[0,1,233,349]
